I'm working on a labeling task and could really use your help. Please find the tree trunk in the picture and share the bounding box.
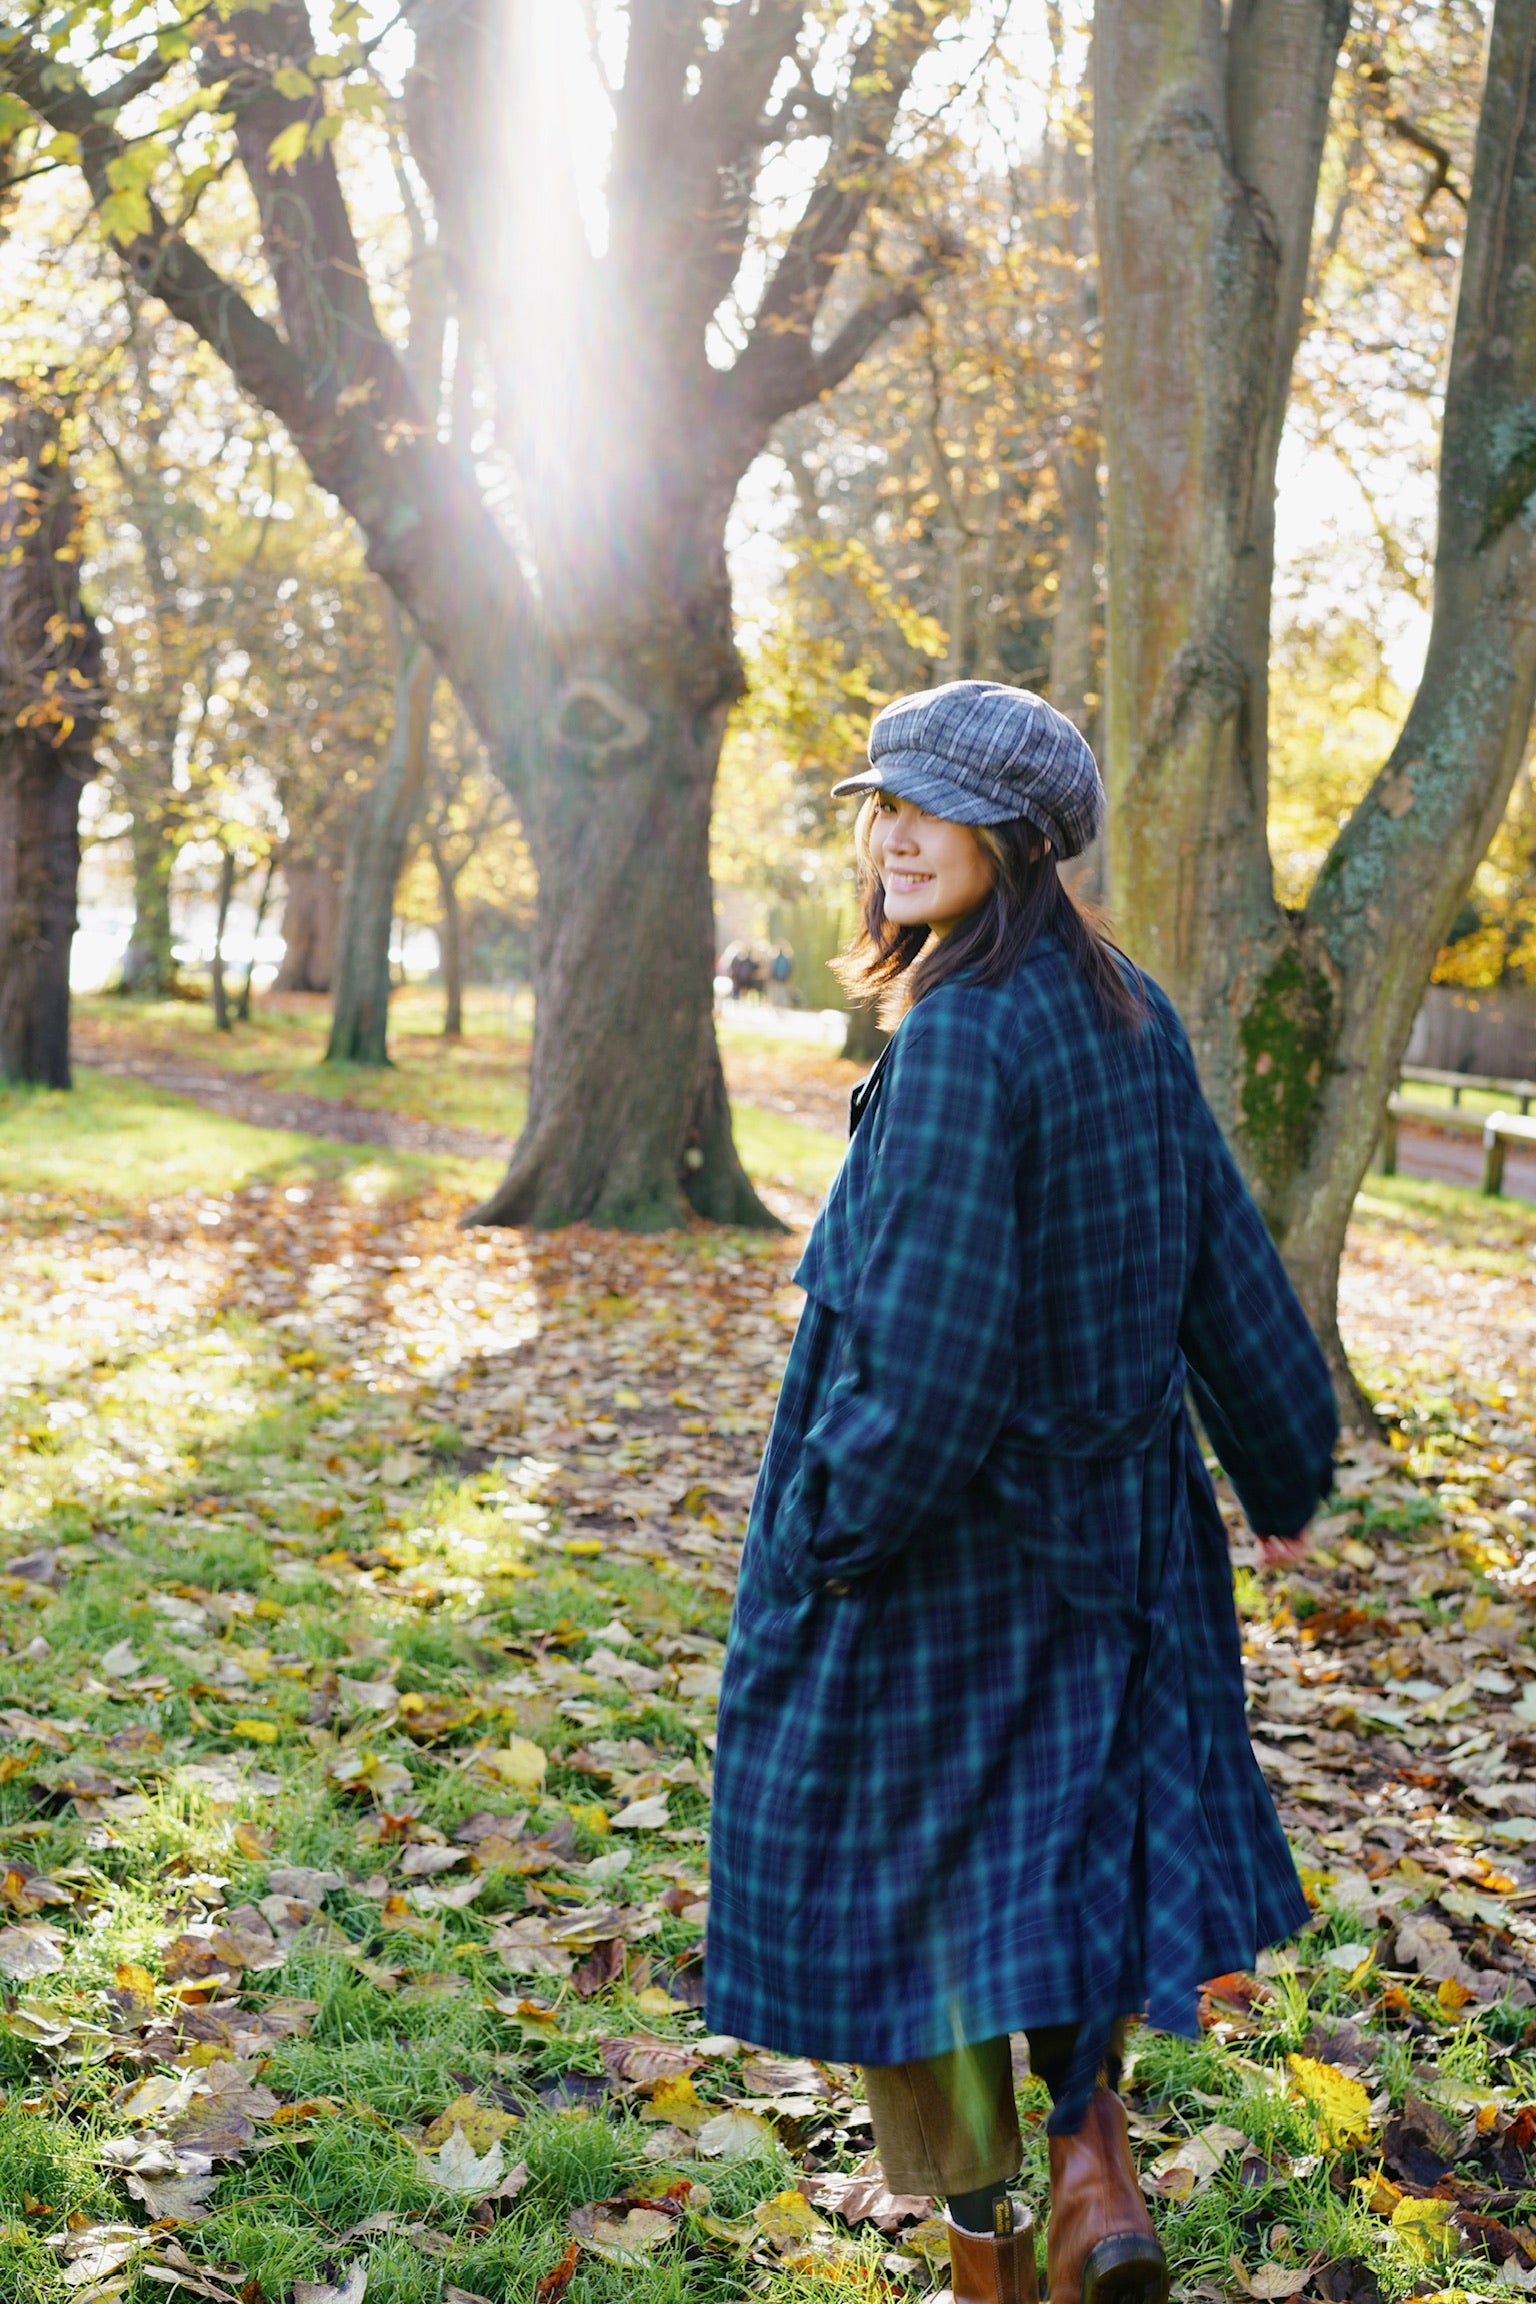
[432,845,464,1037]
[467,654,778,1231]
[274,844,343,993]
[1274,0,1536,1367]
[0,380,101,1088]
[1094,0,1536,1417]
[842,1003,889,1065]
[236,851,275,1023]
[210,845,237,1033]
[325,613,435,1066]
[119,805,178,995]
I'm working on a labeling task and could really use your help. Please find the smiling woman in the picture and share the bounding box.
[867,797,997,935]
[709,678,1339,2304]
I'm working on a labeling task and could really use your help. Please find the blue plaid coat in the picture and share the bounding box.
[707,938,1336,2127]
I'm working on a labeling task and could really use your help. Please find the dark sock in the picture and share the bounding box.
[946,2179,1012,2236]
[1023,2022,1078,2100]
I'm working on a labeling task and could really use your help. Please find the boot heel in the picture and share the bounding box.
[1080,2233,1168,2304]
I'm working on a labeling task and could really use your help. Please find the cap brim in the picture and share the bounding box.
[829,756,1021,827]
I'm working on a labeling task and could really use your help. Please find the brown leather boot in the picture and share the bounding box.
[1046,2089,1167,2304]
[944,2198,1040,2304]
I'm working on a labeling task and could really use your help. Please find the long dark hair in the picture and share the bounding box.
[832,802,1146,1032]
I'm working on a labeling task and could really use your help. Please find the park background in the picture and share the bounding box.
[6,4,1536,2304]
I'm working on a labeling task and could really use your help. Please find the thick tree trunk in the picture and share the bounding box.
[1273,0,1536,1367]
[467,653,778,1231]
[274,845,342,992]
[0,381,101,1088]
[325,616,435,1066]
[119,806,178,995]
[432,848,464,1038]
[1095,0,1536,1419]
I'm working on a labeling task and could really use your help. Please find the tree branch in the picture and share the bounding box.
[811,279,924,396]
[721,0,943,430]
[1,28,546,790]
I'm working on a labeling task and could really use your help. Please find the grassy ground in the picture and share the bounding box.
[2,1057,1536,2303]
[70,991,848,1205]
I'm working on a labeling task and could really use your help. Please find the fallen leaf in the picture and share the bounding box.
[1230,2258,1313,2299]
[123,2170,219,2222]
[99,1640,141,1679]
[569,2202,677,2261]
[293,2268,367,2304]
[610,1794,670,1830]
[480,1739,548,1794]
[696,2107,776,2158]
[533,2240,579,2303]
[422,2094,519,2152]
[0,1922,65,1979]
[1288,2055,1373,2149]
[416,2124,505,2194]
[1391,2196,1456,2261]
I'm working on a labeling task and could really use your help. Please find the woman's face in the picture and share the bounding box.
[868,794,995,937]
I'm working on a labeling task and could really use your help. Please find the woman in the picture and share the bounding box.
[707,682,1337,2304]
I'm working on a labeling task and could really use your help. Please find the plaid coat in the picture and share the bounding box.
[707,938,1336,2127]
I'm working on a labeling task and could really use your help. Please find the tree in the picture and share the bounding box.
[325,598,435,1063]
[1092,0,1536,1405]
[0,376,102,1086]
[3,0,955,1229]
[415,706,515,1040]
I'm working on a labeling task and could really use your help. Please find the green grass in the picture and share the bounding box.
[2,1068,1534,2301]
[71,992,846,1200]
[0,1068,503,1213]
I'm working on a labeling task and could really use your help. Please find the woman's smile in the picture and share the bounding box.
[868,795,995,935]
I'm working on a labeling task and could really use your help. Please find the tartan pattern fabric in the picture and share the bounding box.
[832,680,1105,854]
[707,939,1335,2108]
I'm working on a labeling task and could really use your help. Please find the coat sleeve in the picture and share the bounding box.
[770,995,1022,1595]
[1178,1096,1338,1538]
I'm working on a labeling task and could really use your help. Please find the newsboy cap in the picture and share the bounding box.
[831,679,1104,858]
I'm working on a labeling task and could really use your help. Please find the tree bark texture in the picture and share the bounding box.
[0,381,101,1089]
[1095,0,1536,1408]
[431,843,464,1038]
[325,612,436,1066]
[210,843,237,1034]
[4,3,941,1230]
[274,842,343,992]
[120,805,178,995]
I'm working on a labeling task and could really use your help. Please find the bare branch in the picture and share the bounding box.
[721,1,944,431]
[811,279,924,397]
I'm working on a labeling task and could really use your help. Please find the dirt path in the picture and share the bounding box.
[79,1048,516,1161]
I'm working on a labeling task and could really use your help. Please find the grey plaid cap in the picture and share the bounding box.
[831,680,1105,858]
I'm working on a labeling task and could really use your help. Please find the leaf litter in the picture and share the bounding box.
[0,1136,1534,2296]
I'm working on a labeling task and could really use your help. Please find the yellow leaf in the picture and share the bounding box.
[1287,2054,1372,2150]
[98,188,151,244]
[422,2092,519,2151]
[634,1985,691,2017]
[230,1719,279,1744]
[754,2190,827,2249]
[1436,1976,1475,2013]
[482,1738,546,1793]
[1391,2196,1455,2262]
[613,1389,642,1410]
[647,2073,707,2131]
[1355,2168,1404,2215]
[564,1539,604,1558]
[567,1803,608,1836]
[266,119,309,172]
[271,65,316,98]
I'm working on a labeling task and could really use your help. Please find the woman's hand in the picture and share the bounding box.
[1255,1532,1310,1568]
